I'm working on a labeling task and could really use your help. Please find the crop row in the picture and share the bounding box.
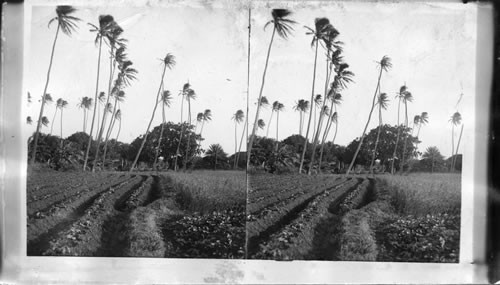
[27,175,135,244]
[338,179,371,213]
[246,178,352,251]
[121,176,154,211]
[27,174,128,217]
[252,178,360,259]
[42,176,144,256]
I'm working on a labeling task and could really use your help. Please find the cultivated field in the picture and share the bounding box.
[247,173,461,262]
[27,168,246,258]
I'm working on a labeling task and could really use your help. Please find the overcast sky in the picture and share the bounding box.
[24,1,476,157]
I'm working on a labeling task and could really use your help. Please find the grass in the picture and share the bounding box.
[380,173,461,216]
[165,170,246,214]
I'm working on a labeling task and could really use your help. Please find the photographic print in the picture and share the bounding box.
[246,1,474,262]
[25,3,248,258]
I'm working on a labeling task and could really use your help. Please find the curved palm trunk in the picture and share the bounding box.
[318,99,336,172]
[235,116,248,168]
[115,118,121,141]
[390,98,402,174]
[299,112,303,136]
[50,108,58,135]
[346,67,383,176]
[85,108,89,134]
[233,120,238,169]
[247,27,276,168]
[450,124,455,172]
[173,95,186,171]
[183,99,193,171]
[82,109,86,133]
[452,124,464,171]
[153,102,166,170]
[369,101,383,173]
[400,102,409,173]
[93,47,117,172]
[60,108,64,146]
[83,36,104,171]
[31,24,61,164]
[316,58,334,173]
[299,41,320,174]
[275,111,280,151]
[266,111,274,137]
[130,65,168,172]
[102,95,121,167]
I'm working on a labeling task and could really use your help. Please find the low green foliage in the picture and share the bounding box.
[377,213,460,262]
[339,210,378,261]
[163,208,245,259]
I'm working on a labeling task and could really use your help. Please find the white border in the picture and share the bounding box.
[1,0,492,283]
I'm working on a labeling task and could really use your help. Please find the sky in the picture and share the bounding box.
[24,1,477,158]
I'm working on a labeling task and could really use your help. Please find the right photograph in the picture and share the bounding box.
[246,1,474,262]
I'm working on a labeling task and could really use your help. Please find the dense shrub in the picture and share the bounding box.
[376,213,460,263]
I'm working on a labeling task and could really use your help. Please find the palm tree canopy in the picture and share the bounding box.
[61,100,69,108]
[160,90,172,107]
[420,112,429,124]
[41,116,50,127]
[423,146,443,160]
[98,92,106,103]
[264,9,297,39]
[331,112,338,124]
[378,55,392,72]
[314,94,322,106]
[259,96,270,107]
[293,99,310,112]
[450,111,462,125]
[48,6,81,36]
[88,15,115,45]
[44,94,53,104]
[56,98,64,107]
[115,109,122,120]
[203,109,212,121]
[186,89,196,100]
[196,112,204,122]
[305,17,332,47]
[27,116,33,125]
[257,119,266,129]
[277,103,285,111]
[206,144,226,157]
[414,115,421,125]
[115,90,126,102]
[377,92,389,110]
[162,53,176,69]
[321,105,330,116]
[105,103,113,113]
[232,110,245,123]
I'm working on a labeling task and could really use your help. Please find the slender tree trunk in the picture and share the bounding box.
[454,124,464,170]
[235,116,247,168]
[174,94,186,171]
[60,108,63,145]
[299,112,303,136]
[450,124,455,172]
[183,99,193,171]
[247,27,276,168]
[233,120,238,169]
[153,102,166,170]
[390,98,402,174]
[318,99,336,172]
[116,118,121,141]
[85,108,89,134]
[102,95,121,167]
[83,36,104,171]
[266,111,274,137]
[299,41,320,174]
[130,65,167,172]
[346,67,383,176]
[31,25,61,164]
[83,109,86,133]
[400,102,409,173]
[370,102,383,173]
[275,111,280,151]
[50,108,58,135]
[93,47,117,171]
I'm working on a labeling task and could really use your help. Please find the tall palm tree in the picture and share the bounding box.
[400,89,414,172]
[77,96,93,133]
[449,111,462,171]
[83,14,116,171]
[31,6,80,164]
[274,102,285,144]
[93,21,128,171]
[416,111,429,143]
[235,111,248,168]
[293,99,309,136]
[27,116,33,125]
[369,92,389,173]
[41,116,50,128]
[114,109,122,142]
[311,94,322,142]
[130,53,176,172]
[266,101,279,137]
[390,85,410,174]
[50,98,64,135]
[183,88,197,170]
[232,110,245,168]
[102,90,126,166]
[257,119,266,135]
[59,99,68,142]
[173,82,192,171]
[153,90,173,170]
[199,109,212,137]
[247,9,296,168]
[299,17,332,174]
[346,55,392,176]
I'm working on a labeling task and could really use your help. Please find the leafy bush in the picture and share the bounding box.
[377,213,460,263]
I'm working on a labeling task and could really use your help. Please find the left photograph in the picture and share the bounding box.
[25,4,248,258]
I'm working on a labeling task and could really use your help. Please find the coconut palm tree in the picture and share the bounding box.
[153,90,173,170]
[41,116,50,128]
[293,99,309,136]
[83,14,116,171]
[59,99,68,142]
[274,102,285,144]
[130,53,176,172]
[114,109,122,141]
[102,90,126,165]
[232,110,245,168]
[199,109,212,137]
[206,144,226,170]
[266,101,279,137]
[183,88,198,170]
[247,9,296,168]
[299,17,332,174]
[27,116,33,125]
[257,119,266,135]
[50,98,64,135]
[400,89,414,172]
[31,6,80,164]
[235,111,248,169]
[346,55,392,176]
[369,92,389,173]
[77,96,93,133]
[449,111,462,171]
[416,111,429,144]
[390,85,410,174]
[173,82,192,171]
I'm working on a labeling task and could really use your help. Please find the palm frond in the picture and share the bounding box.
[163,53,176,69]
[271,9,296,39]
